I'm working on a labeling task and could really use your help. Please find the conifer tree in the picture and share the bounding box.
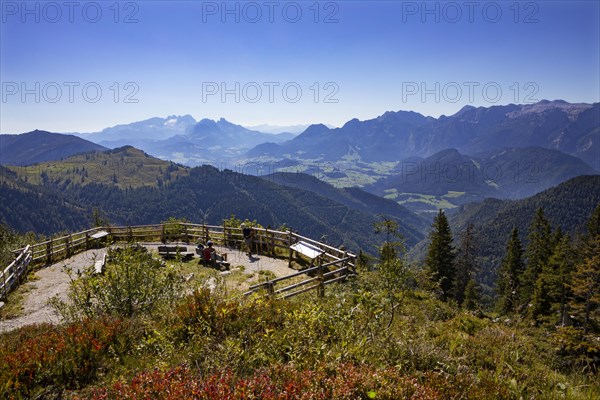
[374,217,403,267]
[552,225,564,248]
[496,227,525,314]
[569,238,599,333]
[569,204,600,333]
[355,249,370,272]
[520,207,552,305]
[374,217,406,327]
[530,234,574,323]
[553,234,576,326]
[463,279,479,310]
[453,223,478,306]
[91,207,108,228]
[425,210,455,300]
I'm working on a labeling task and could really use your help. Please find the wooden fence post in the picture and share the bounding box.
[183,225,190,244]
[66,234,72,258]
[13,253,23,287]
[204,225,209,243]
[223,222,227,247]
[46,238,52,265]
[1,269,7,299]
[288,230,293,268]
[24,248,30,281]
[343,251,348,279]
[14,257,21,287]
[85,233,90,250]
[317,256,324,298]
[266,228,273,255]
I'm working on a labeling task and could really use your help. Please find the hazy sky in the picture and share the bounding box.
[1,0,599,133]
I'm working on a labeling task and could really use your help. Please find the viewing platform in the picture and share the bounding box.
[1,223,357,332]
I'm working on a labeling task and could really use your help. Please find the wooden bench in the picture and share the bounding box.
[94,253,106,274]
[157,245,195,260]
[90,230,110,249]
[290,241,324,260]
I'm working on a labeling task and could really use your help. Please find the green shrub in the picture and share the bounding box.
[553,326,600,373]
[51,246,181,321]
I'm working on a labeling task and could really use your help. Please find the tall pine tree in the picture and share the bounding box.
[463,279,479,310]
[569,238,599,333]
[530,234,574,323]
[425,210,455,301]
[453,223,478,307]
[569,204,600,333]
[374,217,406,328]
[553,234,576,326]
[496,227,525,314]
[520,207,553,305]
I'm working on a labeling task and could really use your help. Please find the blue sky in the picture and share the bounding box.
[1,0,599,133]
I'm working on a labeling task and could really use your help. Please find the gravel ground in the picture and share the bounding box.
[0,248,107,333]
[0,243,294,333]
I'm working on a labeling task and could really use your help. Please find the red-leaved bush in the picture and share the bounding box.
[1,318,124,398]
[84,363,512,400]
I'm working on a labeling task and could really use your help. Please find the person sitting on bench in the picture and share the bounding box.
[196,242,204,255]
[202,241,229,268]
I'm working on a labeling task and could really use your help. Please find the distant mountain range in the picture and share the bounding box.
[248,100,599,170]
[3,101,597,173]
[79,115,197,144]
[1,100,597,219]
[0,130,106,166]
[75,116,294,166]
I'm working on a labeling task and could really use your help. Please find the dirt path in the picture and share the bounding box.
[0,248,107,333]
[0,244,294,333]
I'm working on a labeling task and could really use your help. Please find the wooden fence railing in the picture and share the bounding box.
[243,256,355,299]
[4,223,356,300]
[1,245,32,299]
